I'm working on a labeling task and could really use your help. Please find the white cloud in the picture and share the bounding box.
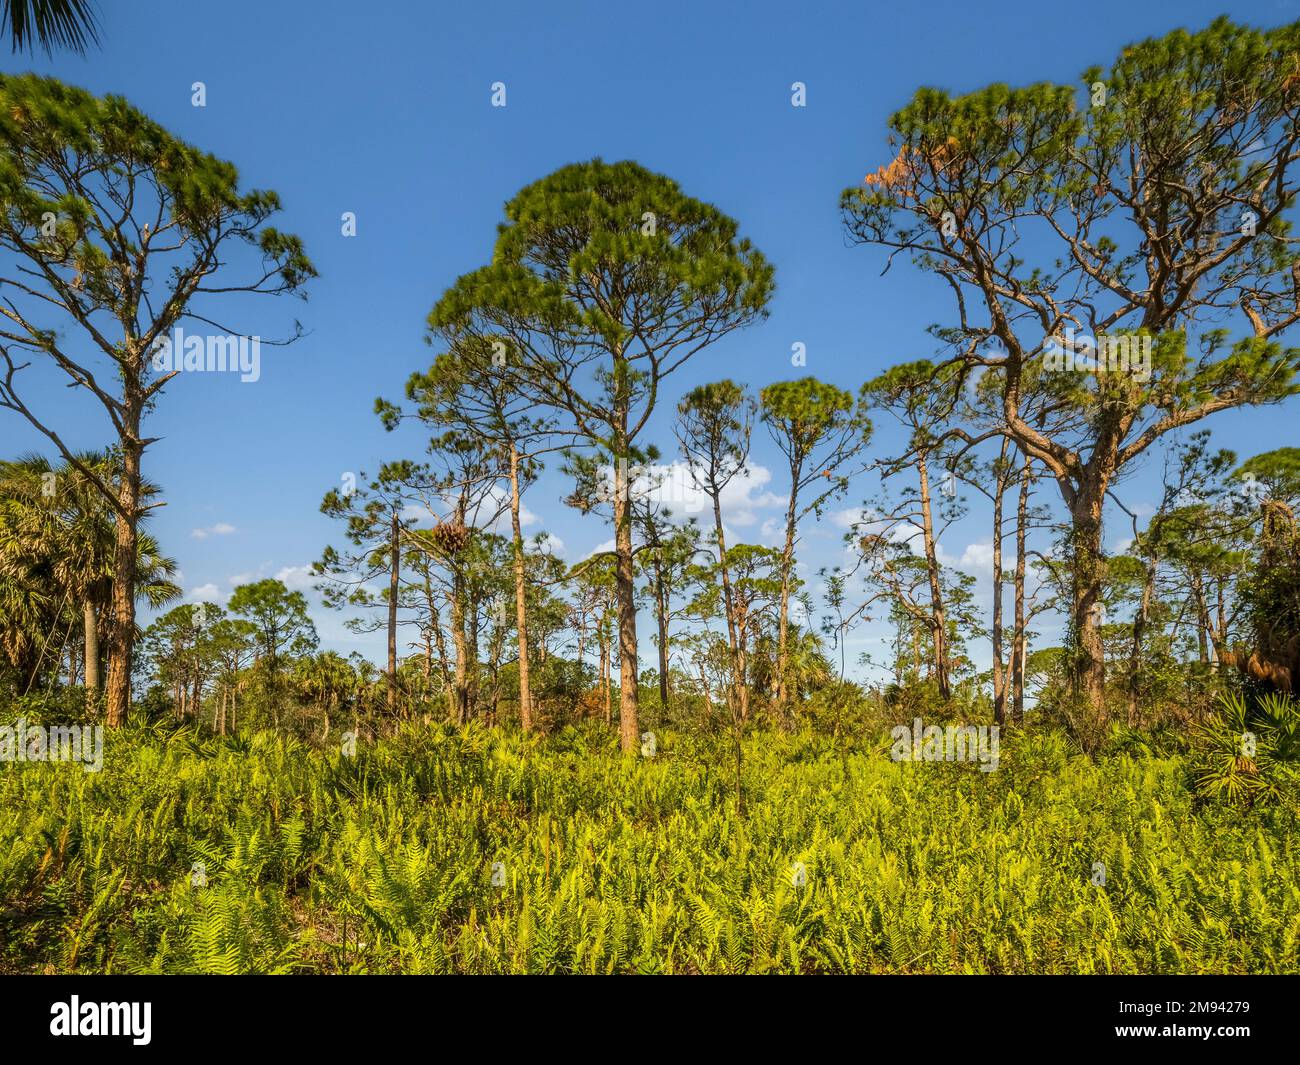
[188,583,221,602]
[228,561,275,587]
[831,505,867,529]
[275,565,317,592]
[957,542,996,573]
[713,464,785,527]
[191,522,237,540]
[587,460,785,529]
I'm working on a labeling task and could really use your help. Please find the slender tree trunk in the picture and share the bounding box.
[83,600,100,706]
[576,610,587,681]
[508,443,534,731]
[596,631,607,722]
[386,506,400,714]
[451,575,469,726]
[711,494,748,722]
[1128,557,1157,727]
[653,554,671,712]
[467,589,482,719]
[775,457,803,716]
[487,622,504,726]
[104,423,143,727]
[916,455,951,702]
[1214,582,1228,666]
[611,428,639,753]
[423,569,453,718]
[991,443,1008,725]
[1191,576,1214,665]
[1012,455,1031,723]
[737,605,752,721]
[601,624,613,725]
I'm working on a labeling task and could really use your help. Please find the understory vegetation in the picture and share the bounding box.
[2,721,1296,974]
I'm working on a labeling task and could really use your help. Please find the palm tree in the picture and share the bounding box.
[0,488,57,688]
[0,452,179,702]
[294,651,357,740]
[3,0,99,54]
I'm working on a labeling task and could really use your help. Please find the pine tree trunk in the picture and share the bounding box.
[1012,455,1031,723]
[916,455,950,702]
[104,424,142,727]
[654,554,670,712]
[576,612,586,685]
[1069,482,1108,734]
[1128,559,1156,727]
[775,457,803,716]
[467,587,481,720]
[423,569,454,718]
[1191,576,1213,665]
[387,506,400,715]
[601,626,613,725]
[712,494,748,721]
[991,444,1008,725]
[509,443,534,731]
[83,599,100,705]
[611,430,639,754]
[451,575,469,726]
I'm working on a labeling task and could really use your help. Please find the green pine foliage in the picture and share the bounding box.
[2,722,1295,974]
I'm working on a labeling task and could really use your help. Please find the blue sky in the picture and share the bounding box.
[4,0,1297,680]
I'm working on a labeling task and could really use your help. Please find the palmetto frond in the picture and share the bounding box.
[2,0,99,55]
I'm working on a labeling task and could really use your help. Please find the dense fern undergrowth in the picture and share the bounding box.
[1,722,1296,974]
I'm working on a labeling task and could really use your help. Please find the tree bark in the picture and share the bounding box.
[451,574,469,725]
[1011,455,1031,723]
[611,431,639,753]
[653,552,671,712]
[1128,558,1156,727]
[1191,576,1214,665]
[711,493,748,721]
[991,445,1007,725]
[83,599,100,706]
[775,455,803,716]
[916,455,951,702]
[422,568,454,718]
[508,443,534,731]
[601,623,613,725]
[1069,481,1108,732]
[387,506,400,715]
[104,423,142,728]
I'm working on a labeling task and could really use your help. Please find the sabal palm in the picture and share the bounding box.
[2,0,99,54]
[0,453,179,693]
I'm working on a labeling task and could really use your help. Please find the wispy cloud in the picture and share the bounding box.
[191,522,237,540]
